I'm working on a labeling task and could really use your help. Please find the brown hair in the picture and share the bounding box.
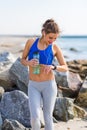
[42,19,60,34]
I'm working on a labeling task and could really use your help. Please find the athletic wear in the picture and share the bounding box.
[28,80,57,130]
[28,38,54,65]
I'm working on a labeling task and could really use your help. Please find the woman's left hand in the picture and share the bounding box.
[43,65,52,74]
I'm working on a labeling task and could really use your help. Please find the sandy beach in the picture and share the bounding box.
[51,118,87,130]
[0,36,87,130]
[0,36,28,58]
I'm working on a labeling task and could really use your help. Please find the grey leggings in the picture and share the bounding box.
[28,79,57,130]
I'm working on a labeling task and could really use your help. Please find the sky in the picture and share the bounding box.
[0,0,87,35]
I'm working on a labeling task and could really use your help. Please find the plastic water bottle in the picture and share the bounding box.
[33,51,40,74]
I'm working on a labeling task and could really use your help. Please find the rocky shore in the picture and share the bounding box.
[0,36,87,130]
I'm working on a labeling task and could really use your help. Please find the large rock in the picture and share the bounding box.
[57,72,83,98]
[53,97,86,121]
[0,90,31,127]
[54,97,74,121]
[0,70,14,90]
[67,60,87,80]
[58,86,80,98]
[0,52,15,64]
[0,52,16,90]
[1,119,28,130]
[9,58,29,94]
[73,105,87,118]
[80,76,87,93]
[67,71,82,91]
[75,77,87,107]
[55,71,68,87]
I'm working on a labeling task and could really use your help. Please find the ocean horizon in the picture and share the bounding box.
[57,36,87,61]
[0,34,87,38]
[0,35,87,61]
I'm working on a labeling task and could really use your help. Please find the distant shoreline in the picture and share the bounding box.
[0,34,39,38]
[61,35,87,38]
[0,34,87,38]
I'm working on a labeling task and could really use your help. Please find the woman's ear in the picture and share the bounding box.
[42,30,45,36]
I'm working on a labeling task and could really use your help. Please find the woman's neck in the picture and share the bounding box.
[39,37,48,46]
[38,37,48,50]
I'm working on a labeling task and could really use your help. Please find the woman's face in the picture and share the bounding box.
[44,32,58,44]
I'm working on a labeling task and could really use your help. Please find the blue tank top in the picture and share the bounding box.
[28,38,54,65]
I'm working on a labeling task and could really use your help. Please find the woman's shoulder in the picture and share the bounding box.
[52,42,62,55]
[25,37,37,48]
[26,37,36,45]
[52,42,60,50]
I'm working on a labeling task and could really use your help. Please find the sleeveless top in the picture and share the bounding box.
[28,38,54,65]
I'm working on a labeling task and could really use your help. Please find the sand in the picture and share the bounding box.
[0,36,28,59]
[41,118,87,130]
[53,118,87,130]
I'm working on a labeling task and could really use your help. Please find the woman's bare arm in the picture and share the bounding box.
[53,44,68,72]
[21,39,33,66]
[21,38,39,67]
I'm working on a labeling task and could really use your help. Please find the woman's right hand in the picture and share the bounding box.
[29,59,39,67]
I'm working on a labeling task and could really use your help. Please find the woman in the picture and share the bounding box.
[21,19,68,130]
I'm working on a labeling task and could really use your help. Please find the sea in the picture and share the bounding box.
[56,36,87,61]
[0,35,87,61]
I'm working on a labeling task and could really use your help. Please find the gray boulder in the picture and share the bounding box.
[1,119,29,130]
[67,71,82,91]
[53,97,86,121]
[0,90,31,127]
[55,71,68,87]
[54,97,74,121]
[9,58,29,94]
[80,76,87,93]
[0,52,16,90]
[0,52,15,64]
[75,77,87,107]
